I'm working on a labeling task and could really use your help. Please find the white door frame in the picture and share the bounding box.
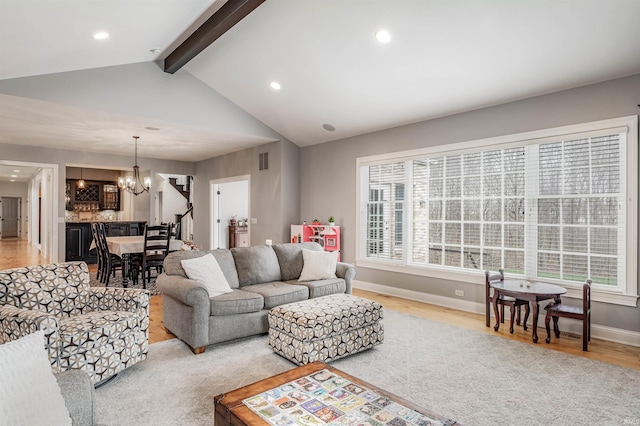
[0,160,59,262]
[210,175,250,250]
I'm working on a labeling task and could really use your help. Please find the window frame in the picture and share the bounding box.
[355,116,638,306]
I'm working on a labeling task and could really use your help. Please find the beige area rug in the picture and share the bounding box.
[94,310,640,425]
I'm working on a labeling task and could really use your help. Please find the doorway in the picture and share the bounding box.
[210,175,250,249]
[0,160,58,262]
[0,197,20,238]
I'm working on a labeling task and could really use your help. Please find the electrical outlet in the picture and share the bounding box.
[455,289,464,297]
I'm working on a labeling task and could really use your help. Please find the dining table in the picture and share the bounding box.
[93,236,183,287]
[490,279,567,343]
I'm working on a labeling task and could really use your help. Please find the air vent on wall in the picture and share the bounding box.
[259,152,269,171]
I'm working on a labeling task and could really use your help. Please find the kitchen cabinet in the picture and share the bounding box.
[66,180,120,211]
[103,221,146,236]
[65,223,96,264]
[102,184,120,210]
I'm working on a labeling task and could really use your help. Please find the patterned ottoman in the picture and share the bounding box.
[268,293,384,365]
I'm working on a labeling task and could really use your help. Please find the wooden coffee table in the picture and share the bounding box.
[214,361,458,425]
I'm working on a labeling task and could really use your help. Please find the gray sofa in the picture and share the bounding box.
[56,369,95,426]
[156,242,355,354]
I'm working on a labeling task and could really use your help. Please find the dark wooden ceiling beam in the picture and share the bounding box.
[164,0,266,74]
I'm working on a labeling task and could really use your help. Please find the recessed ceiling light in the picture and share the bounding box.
[149,48,161,54]
[322,124,336,132]
[270,81,281,90]
[375,29,391,43]
[145,126,160,131]
[12,169,20,173]
[9,179,15,182]
[10,175,17,178]
[93,32,109,40]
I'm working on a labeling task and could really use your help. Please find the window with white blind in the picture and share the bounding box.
[356,116,638,305]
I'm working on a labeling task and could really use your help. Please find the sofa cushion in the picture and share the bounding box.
[209,289,264,316]
[242,282,309,309]
[272,242,323,281]
[232,245,281,287]
[181,254,233,297]
[58,310,140,356]
[287,278,346,299]
[163,250,239,289]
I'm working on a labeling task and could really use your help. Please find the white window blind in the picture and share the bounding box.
[529,135,623,286]
[357,117,636,299]
[364,162,405,261]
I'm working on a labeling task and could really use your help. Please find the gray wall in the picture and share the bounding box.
[299,73,640,333]
[281,139,301,242]
[193,139,301,250]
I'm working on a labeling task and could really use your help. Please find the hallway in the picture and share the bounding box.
[0,238,48,270]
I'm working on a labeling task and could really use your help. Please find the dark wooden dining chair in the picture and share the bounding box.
[93,222,123,286]
[544,280,591,351]
[133,223,172,288]
[90,222,104,282]
[485,269,530,333]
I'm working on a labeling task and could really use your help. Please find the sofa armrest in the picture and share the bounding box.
[0,305,62,370]
[155,273,211,308]
[336,262,356,294]
[55,369,94,426]
[155,273,212,351]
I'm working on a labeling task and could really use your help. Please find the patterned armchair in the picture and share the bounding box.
[0,262,149,384]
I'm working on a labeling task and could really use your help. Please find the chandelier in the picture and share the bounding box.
[118,136,151,196]
[77,167,85,189]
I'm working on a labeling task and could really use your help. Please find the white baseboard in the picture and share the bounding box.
[353,279,640,348]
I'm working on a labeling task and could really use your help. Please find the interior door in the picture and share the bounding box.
[1,197,20,238]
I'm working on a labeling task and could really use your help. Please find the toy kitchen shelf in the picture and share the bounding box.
[291,224,340,260]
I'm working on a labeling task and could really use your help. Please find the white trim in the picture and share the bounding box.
[356,260,638,306]
[353,279,640,348]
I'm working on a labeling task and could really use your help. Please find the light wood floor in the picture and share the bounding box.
[2,238,639,370]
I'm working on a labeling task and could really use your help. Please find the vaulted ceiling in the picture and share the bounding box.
[1,0,640,162]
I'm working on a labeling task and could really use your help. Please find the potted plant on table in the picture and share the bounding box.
[328,216,335,226]
[312,219,321,225]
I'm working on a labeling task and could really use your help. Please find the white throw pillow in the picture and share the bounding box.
[298,249,339,281]
[0,331,72,425]
[181,253,233,297]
